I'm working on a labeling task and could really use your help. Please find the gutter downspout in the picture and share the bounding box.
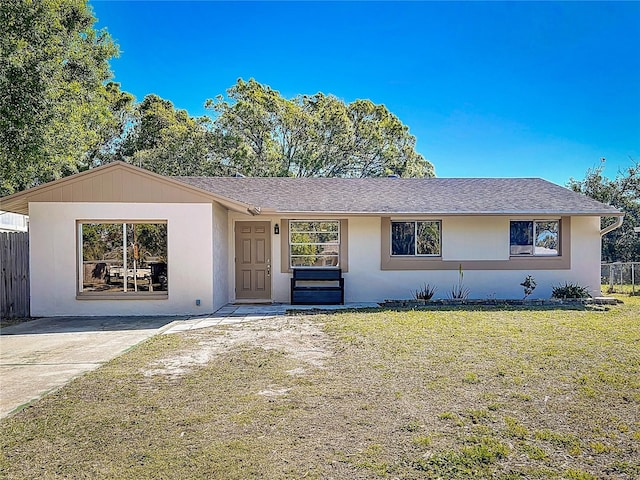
[600,215,624,237]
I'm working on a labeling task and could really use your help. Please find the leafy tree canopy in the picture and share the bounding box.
[113,79,433,179]
[1,19,433,194]
[206,78,434,178]
[0,0,120,196]
[115,94,224,176]
[568,160,640,262]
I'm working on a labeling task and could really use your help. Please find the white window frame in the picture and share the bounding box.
[390,220,441,257]
[289,220,340,268]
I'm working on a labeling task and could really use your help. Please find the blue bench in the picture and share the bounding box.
[290,268,344,305]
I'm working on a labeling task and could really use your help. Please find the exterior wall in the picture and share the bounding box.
[19,165,218,205]
[29,202,214,316]
[224,213,602,304]
[212,202,229,311]
[442,216,508,260]
[231,214,603,304]
[357,215,601,300]
[568,216,603,296]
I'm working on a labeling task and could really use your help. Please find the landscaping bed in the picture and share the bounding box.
[381,297,621,308]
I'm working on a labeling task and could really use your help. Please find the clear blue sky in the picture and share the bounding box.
[90,1,640,185]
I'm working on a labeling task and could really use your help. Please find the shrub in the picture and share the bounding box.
[448,283,470,300]
[413,283,437,300]
[448,264,470,300]
[520,275,537,299]
[551,282,591,299]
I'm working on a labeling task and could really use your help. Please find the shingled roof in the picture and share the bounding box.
[0,161,622,217]
[175,176,622,216]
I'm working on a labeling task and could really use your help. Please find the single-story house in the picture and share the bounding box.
[0,161,623,316]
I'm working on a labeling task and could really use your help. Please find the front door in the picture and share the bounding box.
[235,221,272,301]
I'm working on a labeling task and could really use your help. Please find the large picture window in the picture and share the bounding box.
[391,220,441,256]
[510,220,559,256]
[289,220,340,268]
[78,222,168,295]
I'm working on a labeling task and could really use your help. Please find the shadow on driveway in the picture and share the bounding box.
[0,316,182,335]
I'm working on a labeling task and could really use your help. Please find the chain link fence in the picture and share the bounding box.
[601,262,639,295]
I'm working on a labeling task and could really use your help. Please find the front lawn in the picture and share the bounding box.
[1,298,639,479]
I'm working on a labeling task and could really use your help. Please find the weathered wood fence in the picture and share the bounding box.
[1,232,30,319]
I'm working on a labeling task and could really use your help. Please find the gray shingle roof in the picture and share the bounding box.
[174,176,621,216]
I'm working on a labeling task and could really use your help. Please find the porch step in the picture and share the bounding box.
[591,296,620,305]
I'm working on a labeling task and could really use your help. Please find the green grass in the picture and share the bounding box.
[601,283,640,296]
[1,297,639,479]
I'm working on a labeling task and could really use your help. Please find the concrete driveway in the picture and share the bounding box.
[0,316,181,418]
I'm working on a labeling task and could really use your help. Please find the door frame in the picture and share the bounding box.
[234,220,272,303]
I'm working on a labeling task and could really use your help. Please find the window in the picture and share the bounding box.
[289,221,340,268]
[391,220,441,256]
[510,220,559,256]
[78,222,168,295]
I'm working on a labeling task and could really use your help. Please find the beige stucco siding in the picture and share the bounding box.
[0,162,252,216]
[26,168,214,205]
[29,202,214,316]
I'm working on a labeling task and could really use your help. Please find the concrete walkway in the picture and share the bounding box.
[162,302,379,334]
[0,302,378,418]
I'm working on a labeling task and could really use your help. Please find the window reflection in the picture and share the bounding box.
[289,221,340,267]
[391,221,441,256]
[510,220,559,256]
[80,222,168,293]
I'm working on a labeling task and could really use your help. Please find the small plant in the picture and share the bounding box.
[448,264,470,300]
[551,282,591,299]
[413,283,437,300]
[504,416,530,439]
[462,372,480,384]
[413,435,432,447]
[520,275,537,299]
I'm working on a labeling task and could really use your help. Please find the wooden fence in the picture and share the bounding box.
[1,232,30,319]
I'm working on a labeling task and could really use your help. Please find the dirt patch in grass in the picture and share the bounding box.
[1,299,639,479]
[144,316,332,378]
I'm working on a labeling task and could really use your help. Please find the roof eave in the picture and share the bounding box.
[0,161,254,215]
[266,209,624,217]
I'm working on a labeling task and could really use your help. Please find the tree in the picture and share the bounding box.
[87,81,135,168]
[568,160,640,262]
[116,94,226,176]
[0,0,119,195]
[207,78,433,178]
[207,79,308,176]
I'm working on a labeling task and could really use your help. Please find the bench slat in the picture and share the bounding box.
[291,268,344,305]
[293,268,341,280]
